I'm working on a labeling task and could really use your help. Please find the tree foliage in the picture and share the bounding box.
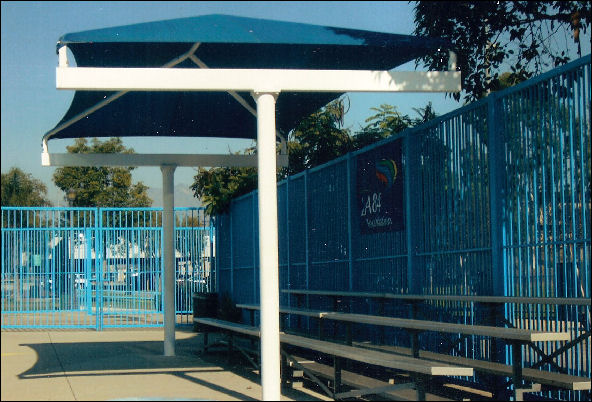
[285,99,353,175]
[53,137,152,207]
[192,100,353,215]
[192,162,258,216]
[192,99,434,215]
[1,167,51,207]
[413,1,590,102]
[352,104,414,150]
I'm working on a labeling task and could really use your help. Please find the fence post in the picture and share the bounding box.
[229,201,234,296]
[487,93,510,395]
[304,169,310,292]
[285,177,290,306]
[488,93,508,299]
[96,208,103,331]
[304,169,310,332]
[405,131,421,294]
[253,192,257,303]
[85,227,92,314]
[347,153,354,292]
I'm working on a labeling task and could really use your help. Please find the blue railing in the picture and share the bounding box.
[1,206,214,329]
[216,54,591,400]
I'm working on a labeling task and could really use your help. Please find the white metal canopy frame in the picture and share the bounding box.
[40,14,460,401]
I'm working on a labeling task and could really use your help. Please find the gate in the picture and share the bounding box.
[1,206,215,329]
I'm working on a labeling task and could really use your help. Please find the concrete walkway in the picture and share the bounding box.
[1,328,330,401]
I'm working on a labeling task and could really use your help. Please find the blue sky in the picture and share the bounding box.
[0,1,555,206]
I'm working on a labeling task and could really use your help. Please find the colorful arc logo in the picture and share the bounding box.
[375,159,398,188]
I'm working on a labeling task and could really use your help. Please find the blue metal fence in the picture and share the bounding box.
[1,206,214,329]
[216,55,591,399]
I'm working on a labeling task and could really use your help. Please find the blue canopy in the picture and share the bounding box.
[47,14,451,141]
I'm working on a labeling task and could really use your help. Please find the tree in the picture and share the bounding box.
[1,167,51,207]
[53,137,152,208]
[1,168,52,298]
[412,101,439,126]
[192,100,352,215]
[352,104,413,149]
[192,99,435,215]
[192,161,258,216]
[284,99,353,175]
[413,1,590,102]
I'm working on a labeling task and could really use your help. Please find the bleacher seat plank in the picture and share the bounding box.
[194,317,260,337]
[236,303,570,343]
[322,312,570,342]
[236,303,327,318]
[280,333,473,377]
[194,316,472,377]
[292,357,452,401]
[354,342,591,391]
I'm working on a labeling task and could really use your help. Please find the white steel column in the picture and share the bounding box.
[161,164,176,356]
[253,91,281,401]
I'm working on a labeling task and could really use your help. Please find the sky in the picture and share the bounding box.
[0,1,518,207]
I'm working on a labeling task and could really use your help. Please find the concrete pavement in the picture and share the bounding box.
[1,328,330,401]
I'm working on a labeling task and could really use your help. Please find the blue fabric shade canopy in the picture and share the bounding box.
[42,15,457,386]
[47,14,451,141]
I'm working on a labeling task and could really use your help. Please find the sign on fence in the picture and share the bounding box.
[356,138,404,234]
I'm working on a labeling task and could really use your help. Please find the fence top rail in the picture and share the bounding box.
[1,206,206,211]
[282,289,591,306]
[1,206,97,211]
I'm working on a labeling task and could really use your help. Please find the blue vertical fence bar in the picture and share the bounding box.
[99,207,163,328]
[411,101,492,358]
[1,207,97,329]
[487,89,512,394]
[174,207,214,324]
[498,56,591,400]
[405,128,421,295]
[1,206,214,330]
[214,213,231,298]
[229,193,257,305]
[216,54,591,400]
[279,181,289,306]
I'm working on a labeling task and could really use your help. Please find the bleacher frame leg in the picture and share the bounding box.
[227,333,233,362]
[415,374,427,401]
[280,352,288,389]
[334,356,343,396]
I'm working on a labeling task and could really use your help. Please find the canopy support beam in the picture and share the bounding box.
[56,67,461,93]
[253,91,281,400]
[41,152,288,168]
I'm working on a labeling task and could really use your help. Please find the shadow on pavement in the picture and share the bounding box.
[16,331,326,401]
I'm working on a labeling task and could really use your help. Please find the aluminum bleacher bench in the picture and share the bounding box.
[354,342,591,394]
[193,316,473,400]
[236,302,583,400]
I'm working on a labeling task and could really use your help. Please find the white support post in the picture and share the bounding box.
[253,91,281,401]
[448,50,457,71]
[161,164,176,357]
[58,46,69,67]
